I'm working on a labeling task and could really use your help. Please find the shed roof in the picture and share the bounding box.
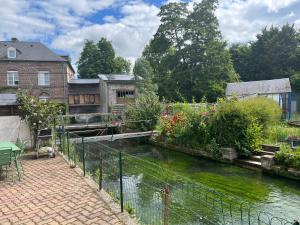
[0,94,17,106]
[226,78,291,96]
[99,74,135,82]
[0,41,67,62]
[68,79,99,84]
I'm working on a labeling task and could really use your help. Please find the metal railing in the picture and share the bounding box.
[57,131,295,225]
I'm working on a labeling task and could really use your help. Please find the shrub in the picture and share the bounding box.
[159,103,211,148]
[159,98,280,156]
[17,92,64,149]
[206,138,222,159]
[274,144,300,170]
[210,99,263,156]
[125,92,163,131]
[236,97,281,130]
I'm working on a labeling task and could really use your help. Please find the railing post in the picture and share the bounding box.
[62,126,65,153]
[82,137,86,177]
[119,151,124,213]
[98,151,103,191]
[67,131,70,160]
[59,127,62,150]
[163,185,170,225]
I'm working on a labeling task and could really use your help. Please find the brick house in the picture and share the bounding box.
[0,38,74,115]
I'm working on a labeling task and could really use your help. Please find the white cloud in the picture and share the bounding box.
[256,0,298,12]
[51,2,160,67]
[1,0,300,71]
[103,15,118,23]
[216,0,300,43]
[0,0,55,40]
[0,0,118,40]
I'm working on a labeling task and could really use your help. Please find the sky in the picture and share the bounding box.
[1,0,300,71]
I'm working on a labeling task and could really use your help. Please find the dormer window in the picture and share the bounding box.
[7,47,16,59]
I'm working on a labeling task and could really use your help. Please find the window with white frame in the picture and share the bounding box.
[7,47,16,59]
[39,93,49,102]
[7,71,19,86]
[38,71,50,86]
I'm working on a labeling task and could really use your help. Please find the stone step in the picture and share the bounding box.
[249,155,261,162]
[259,150,275,156]
[235,159,262,169]
[262,144,280,153]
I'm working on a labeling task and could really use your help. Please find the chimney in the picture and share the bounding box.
[60,55,70,61]
[11,37,18,42]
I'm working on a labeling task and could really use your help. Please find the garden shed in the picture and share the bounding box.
[226,78,292,119]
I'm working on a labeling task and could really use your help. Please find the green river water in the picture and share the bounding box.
[83,140,300,224]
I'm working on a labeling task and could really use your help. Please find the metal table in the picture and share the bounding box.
[0,141,20,152]
[0,141,21,180]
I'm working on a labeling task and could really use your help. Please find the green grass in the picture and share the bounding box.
[264,122,300,144]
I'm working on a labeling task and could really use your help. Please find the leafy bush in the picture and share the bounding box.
[17,92,64,149]
[158,98,281,156]
[210,99,263,156]
[236,97,282,130]
[159,103,212,148]
[274,144,300,170]
[125,92,163,131]
[206,138,222,159]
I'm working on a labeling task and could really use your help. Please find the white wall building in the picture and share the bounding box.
[226,78,292,118]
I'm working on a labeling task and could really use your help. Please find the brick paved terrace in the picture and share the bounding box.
[0,153,133,225]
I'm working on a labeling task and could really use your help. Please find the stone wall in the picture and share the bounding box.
[150,140,238,163]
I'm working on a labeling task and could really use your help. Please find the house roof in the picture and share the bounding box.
[0,94,17,106]
[0,41,67,62]
[226,78,292,96]
[68,79,99,84]
[99,74,136,82]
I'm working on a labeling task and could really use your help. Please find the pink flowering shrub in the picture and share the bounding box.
[159,103,214,148]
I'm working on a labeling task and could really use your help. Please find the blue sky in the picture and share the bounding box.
[1,0,300,71]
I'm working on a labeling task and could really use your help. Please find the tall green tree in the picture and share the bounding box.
[113,56,131,74]
[133,57,157,93]
[77,38,131,78]
[251,24,300,81]
[230,24,300,84]
[77,40,99,78]
[229,44,252,81]
[143,0,237,102]
[97,37,115,74]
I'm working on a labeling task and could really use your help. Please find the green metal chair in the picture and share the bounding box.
[0,148,13,181]
[14,148,24,178]
[15,138,26,176]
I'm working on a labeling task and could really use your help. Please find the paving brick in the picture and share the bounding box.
[0,153,124,225]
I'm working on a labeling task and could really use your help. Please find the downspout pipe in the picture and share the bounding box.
[289,92,292,121]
